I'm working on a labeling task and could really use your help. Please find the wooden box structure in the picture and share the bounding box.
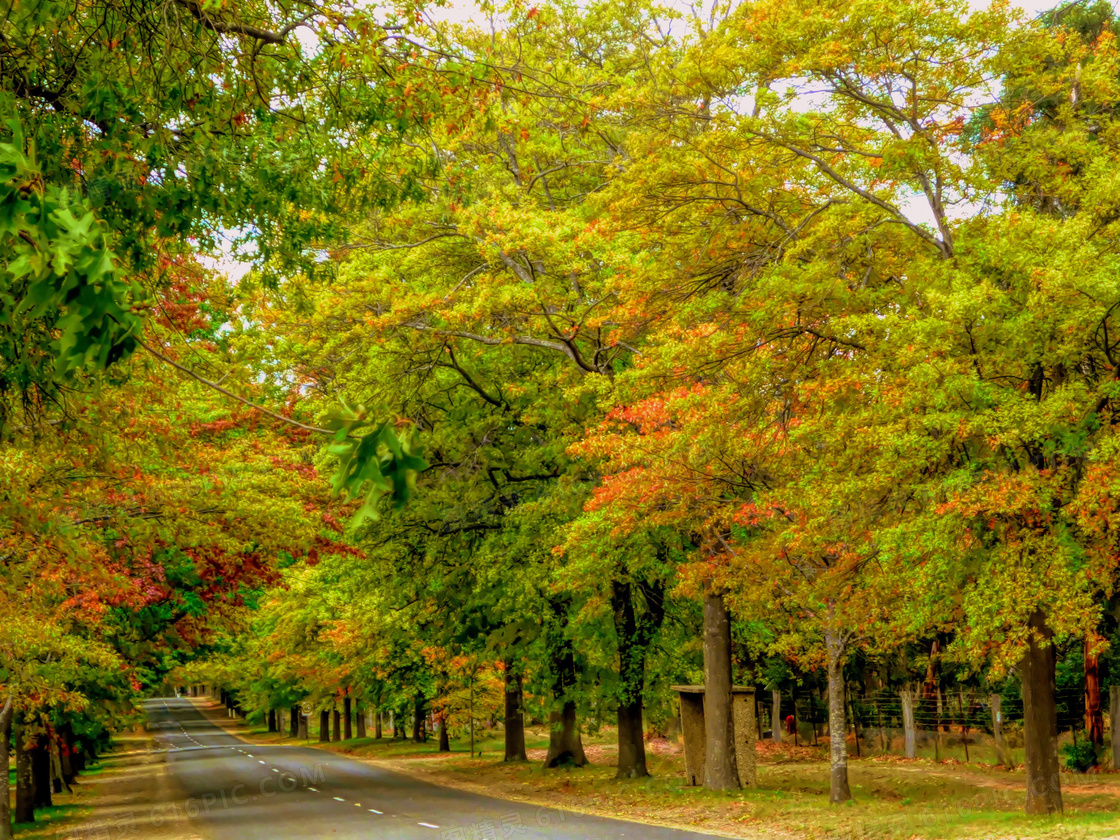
[671,685,757,788]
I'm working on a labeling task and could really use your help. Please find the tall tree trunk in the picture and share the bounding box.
[703,590,739,790]
[14,722,34,824]
[1021,610,1063,815]
[375,709,383,740]
[30,735,51,808]
[298,714,308,740]
[611,577,666,780]
[356,704,366,739]
[503,659,527,762]
[318,710,330,743]
[1084,637,1104,747]
[343,697,353,741]
[900,688,917,758]
[1110,686,1120,772]
[825,617,852,804]
[543,598,587,768]
[771,689,782,743]
[289,707,299,739]
[332,708,341,742]
[412,695,426,743]
[0,696,13,839]
[59,723,75,787]
[438,716,451,752]
[267,709,277,733]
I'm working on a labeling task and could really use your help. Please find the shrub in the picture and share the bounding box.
[1061,739,1099,773]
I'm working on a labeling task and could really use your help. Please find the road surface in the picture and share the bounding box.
[137,697,722,840]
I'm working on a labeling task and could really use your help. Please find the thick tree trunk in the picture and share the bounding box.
[900,688,917,758]
[318,710,330,743]
[543,596,587,768]
[438,718,451,752]
[1021,610,1063,815]
[59,723,75,787]
[14,722,34,824]
[343,697,353,741]
[544,705,587,768]
[825,620,852,804]
[611,578,666,779]
[0,696,13,839]
[289,707,299,738]
[356,704,366,739]
[771,689,782,743]
[298,714,308,740]
[1084,637,1104,747]
[267,709,277,733]
[332,708,341,742]
[375,709,383,740]
[503,660,527,762]
[703,591,739,790]
[1111,686,1120,772]
[31,735,51,808]
[412,696,426,743]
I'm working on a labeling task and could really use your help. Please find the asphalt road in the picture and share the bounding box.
[144,697,723,840]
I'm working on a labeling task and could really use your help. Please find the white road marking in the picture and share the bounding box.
[418,823,440,830]
[308,787,318,792]
[333,797,345,802]
[368,809,382,815]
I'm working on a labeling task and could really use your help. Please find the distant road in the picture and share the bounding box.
[144,697,724,840]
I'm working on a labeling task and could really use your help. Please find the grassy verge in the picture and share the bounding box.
[192,701,1120,840]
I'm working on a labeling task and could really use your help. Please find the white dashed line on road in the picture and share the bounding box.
[308,787,318,792]
[368,809,382,815]
[418,823,440,830]
[333,797,345,802]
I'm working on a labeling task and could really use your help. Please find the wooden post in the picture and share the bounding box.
[771,689,781,743]
[991,694,1008,767]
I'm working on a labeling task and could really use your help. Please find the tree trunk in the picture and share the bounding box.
[1021,610,1063,815]
[343,697,353,741]
[412,695,426,743]
[438,717,451,752]
[1110,686,1120,772]
[611,578,666,780]
[289,707,299,738]
[703,590,739,790]
[825,619,852,804]
[31,734,51,808]
[1085,637,1104,747]
[991,694,1010,767]
[332,708,341,742]
[375,709,383,740]
[59,723,75,787]
[543,596,587,768]
[14,722,34,824]
[503,660,527,762]
[356,704,366,739]
[0,696,13,839]
[318,710,330,743]
[267,709,277,733]
[900,688,917,758]
[771,689,782,743]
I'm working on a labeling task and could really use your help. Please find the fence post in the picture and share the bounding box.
[1111,686,1119,770]
[991,694,1010,767]
[900,688,916,759]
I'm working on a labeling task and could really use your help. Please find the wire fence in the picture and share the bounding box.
[756,686,1110,764]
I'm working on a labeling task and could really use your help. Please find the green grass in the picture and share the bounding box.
[13,803,83,839]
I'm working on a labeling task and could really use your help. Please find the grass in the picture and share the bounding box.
[200,704,1120,840]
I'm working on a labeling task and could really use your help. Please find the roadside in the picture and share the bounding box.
[187,699,1120,840]
[57,729,206,840]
